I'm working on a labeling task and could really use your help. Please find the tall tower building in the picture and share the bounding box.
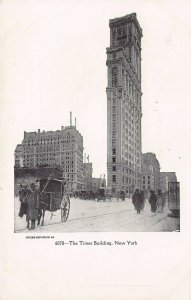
[106,13,143,196]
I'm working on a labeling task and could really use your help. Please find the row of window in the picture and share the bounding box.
[25,135,75,142]
[143,185,150,190]
[112,143,140,157]
[143,180,150,184]
[111,165,141,175]
[24,139,76,146]
[112,175,140,184]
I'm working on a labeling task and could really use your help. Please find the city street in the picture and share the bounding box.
[15,197,180,233]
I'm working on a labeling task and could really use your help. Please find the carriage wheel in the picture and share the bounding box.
[61,198,70,222]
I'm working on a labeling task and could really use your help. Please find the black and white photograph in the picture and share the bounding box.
[1,0,191,299]
[13,7,181,233]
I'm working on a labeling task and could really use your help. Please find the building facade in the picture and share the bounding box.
[106,13,143,196]
[14,125,84,191]
[142,153,160,192]
[82,162,93,191]
[160,172,177,183]
[159,173,168,193]
[92,175,106,193]
[159,172,177,193]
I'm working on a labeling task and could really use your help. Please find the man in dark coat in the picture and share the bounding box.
[132,189,143,214]
[140,190,145,211]
[149,190,157,213]
[157,190,165,213]
[18,185,30,217]
[26,183,39,230]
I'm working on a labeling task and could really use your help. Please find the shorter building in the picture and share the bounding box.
[142,153,160,192]
[159,172,177,193]
[160,172,177,182]
[159,173,168,193]
[82,163,93,191]
[14,114,84,192]
[92,175,106,193]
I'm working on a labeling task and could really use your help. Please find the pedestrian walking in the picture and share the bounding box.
[132,189,143,214]
[157,190,165,213]
[149,190,157,213]
[26,183,39,230]
[18,184,30,218]
[140,190,145,211]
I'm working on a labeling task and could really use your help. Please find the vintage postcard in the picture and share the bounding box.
[1,0,191,299]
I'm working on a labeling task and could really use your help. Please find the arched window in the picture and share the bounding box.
[112,67,118,87]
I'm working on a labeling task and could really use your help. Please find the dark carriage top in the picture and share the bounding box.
[38,178,67,211]
[39,178,67,194]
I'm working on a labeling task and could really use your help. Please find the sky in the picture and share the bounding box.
[1,0,191,184]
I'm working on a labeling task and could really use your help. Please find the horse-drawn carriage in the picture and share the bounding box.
[19,177,70,226]
[97,187,112,201]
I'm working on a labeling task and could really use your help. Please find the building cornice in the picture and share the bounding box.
[109,13,143,37]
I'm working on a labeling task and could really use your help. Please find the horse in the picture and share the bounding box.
[38,192,50,226]
[18,184,45,228]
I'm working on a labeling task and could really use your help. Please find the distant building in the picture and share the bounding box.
[101,174,106,187]
[106,13,143,196]
[82,162,93,191]
[159,173,168,193]
[142,153,160,192]
[14,114,84,191]
[160,172,177,182]
[159,172,177,193]
[92,175,106,193]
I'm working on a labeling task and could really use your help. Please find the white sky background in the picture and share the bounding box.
[1,0,191,182]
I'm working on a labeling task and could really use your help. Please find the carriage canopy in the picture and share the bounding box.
[39,178,66,194]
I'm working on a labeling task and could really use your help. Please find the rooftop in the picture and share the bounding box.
[109,13,142,36]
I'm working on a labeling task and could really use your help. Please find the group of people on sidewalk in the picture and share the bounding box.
[132,189,166,214]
